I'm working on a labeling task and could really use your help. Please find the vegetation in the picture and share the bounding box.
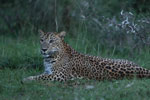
[0,0,150,99]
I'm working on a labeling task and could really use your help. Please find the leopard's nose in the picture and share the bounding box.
[42,49,47,52]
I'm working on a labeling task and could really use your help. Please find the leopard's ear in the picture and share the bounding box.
[38,29,45,36]
[58,31,66,39]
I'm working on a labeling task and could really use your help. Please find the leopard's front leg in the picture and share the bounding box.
[22,71,69,83]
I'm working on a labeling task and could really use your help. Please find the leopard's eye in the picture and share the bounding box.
[40,39,44,42]
[49,40,54,43]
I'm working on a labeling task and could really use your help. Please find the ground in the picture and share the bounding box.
[0,34,150,100]
[1,68,150,100]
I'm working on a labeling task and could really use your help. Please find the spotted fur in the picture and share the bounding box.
[23,30,150,83]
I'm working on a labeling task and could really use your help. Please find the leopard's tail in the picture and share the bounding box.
[130,67,150,78]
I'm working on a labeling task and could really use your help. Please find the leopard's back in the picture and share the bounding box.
[68,52,150,80]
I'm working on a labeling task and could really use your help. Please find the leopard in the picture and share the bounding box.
[22,30,150,83]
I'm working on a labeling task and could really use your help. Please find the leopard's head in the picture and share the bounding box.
[39,30,66,58]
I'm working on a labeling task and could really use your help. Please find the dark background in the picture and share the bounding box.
[0,0,150,34]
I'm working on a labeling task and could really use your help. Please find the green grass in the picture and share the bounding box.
[1,33,150,100]
[1,69,150,100]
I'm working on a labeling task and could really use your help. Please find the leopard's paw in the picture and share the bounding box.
[21,76,35,84]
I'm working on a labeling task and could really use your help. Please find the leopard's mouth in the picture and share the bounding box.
[42,54,51,58]
[41,51,59,58]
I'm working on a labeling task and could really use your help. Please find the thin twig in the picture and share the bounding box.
[55,0,58,32]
